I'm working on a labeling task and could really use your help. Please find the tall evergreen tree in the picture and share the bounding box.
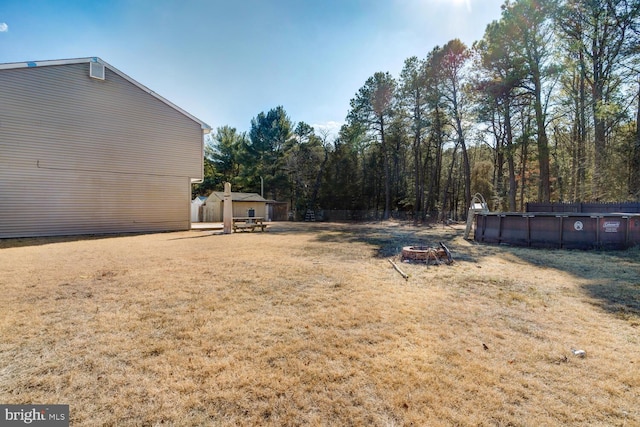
[398,56,429,219]
[208,125,247,187]
[503,0,558,202]
[246,106,294,200]
[320,123,367,213]
[558,0,640,199]
[433,39,473,211]
[475,18,528,210]
[347,72,396,219]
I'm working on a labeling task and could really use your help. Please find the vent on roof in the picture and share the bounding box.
[89,62,105,80]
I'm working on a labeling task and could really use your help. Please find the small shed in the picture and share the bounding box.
[191,196,207,222]
[203,192,267,222]
[266,200,289,221]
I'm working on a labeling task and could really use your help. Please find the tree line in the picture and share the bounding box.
[194,0,640,221]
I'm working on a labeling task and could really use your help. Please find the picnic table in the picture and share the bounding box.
[232,217,268,232]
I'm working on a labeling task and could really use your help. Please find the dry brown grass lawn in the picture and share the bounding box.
[0,222,638,426]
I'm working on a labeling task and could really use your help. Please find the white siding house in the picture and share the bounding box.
[0,57,210,238]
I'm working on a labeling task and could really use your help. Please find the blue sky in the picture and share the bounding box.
[0,0,505,136]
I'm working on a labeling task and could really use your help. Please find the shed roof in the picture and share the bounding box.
[0,57,211,132]
[192,196,208,203]
[206,192,267,203]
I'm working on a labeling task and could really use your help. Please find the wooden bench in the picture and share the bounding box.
[232,217,268,232]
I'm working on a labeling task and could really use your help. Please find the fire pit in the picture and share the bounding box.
[401,242,453,265]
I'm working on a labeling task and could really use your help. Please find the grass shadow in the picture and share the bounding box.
[311,221,469,259]
[312,221,639,320]
[506,246,640,319]
[0,232,151,249]
[167,231,226,240]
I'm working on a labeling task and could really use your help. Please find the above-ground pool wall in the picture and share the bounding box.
[526,202,640,213]
[475,213,640,249]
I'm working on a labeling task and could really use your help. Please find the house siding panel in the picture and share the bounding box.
[0,61,203,237]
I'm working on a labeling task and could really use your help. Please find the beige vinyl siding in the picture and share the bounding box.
[0,62,203,237]
[0,165,190,237]
[231,202,266,219]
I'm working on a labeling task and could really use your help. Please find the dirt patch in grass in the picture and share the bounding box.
[1,222,638,425]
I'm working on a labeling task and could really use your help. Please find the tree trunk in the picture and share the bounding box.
[442,144,459,221]
[461,139,472,211]
[533,70,551,203]
[308,145,329,213]
[592,77,606,200]
[413,133,422,221]
[494,109,504,210]
[380,116,391,220]
[425,107,443,218]
[577,52,587,202]
[504,100,517,211]
[413,91,423,222]
[519,113,530,211]
[632,79,640,199]
[453,99,471,211]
